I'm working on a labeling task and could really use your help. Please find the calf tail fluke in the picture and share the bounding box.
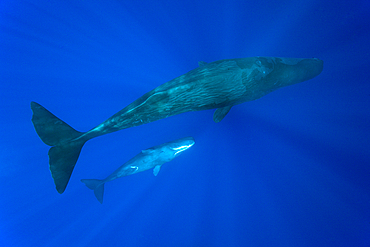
[31,101,86,194]
[81,179,105,204]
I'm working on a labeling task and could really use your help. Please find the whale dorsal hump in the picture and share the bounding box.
[142,148,155,154]
[213,106,232,123]
[198,61,207,67]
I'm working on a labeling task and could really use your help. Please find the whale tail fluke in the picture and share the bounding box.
[81,179,105,204]
[31,101,86,194]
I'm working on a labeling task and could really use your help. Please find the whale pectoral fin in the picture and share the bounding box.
[198,61,207,67]
[153,165,162,176]
[213,106,232,123]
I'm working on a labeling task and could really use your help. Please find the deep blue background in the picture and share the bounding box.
[1,0,370,246]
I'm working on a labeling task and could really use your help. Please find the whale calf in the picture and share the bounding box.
[31,57,323,193]
[81,137,195,203]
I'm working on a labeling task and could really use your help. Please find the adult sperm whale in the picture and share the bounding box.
[31,56,323,193]
[81,137,195,203]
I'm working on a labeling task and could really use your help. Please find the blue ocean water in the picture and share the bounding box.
[1,0,370,246]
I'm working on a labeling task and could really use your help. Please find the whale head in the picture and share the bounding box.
[166,137,195,156]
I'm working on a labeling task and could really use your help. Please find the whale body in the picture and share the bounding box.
[31,57,323,193]
[81,137,195,203]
